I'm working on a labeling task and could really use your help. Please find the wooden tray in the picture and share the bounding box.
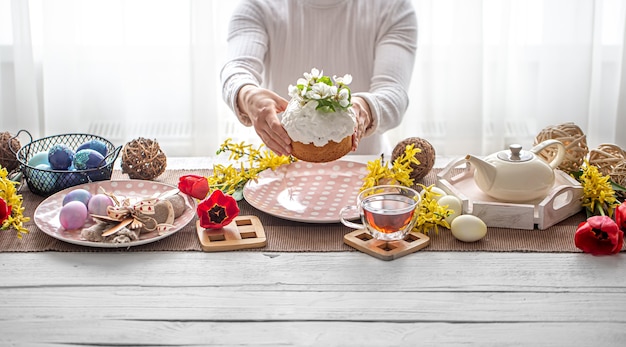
[436,158,583,230]
[344,230,430,261]
[196,215,266,252]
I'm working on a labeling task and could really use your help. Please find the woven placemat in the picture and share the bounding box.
[0,168,603,253]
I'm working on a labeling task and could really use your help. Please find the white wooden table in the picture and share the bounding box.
[1,156,625,346]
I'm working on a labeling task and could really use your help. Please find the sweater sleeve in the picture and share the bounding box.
[354,0,418,137]
[220,0,268,127]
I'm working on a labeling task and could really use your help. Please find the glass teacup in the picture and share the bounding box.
[339,185,420,241]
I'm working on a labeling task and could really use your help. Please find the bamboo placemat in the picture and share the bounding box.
[0,168,606,253]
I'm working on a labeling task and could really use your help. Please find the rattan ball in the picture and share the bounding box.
[534,122,588,172]
[121,137,167,180]
[0,131,21,172]
[610,160,626,198]
[588,143,625,176]
[391,137,436,181]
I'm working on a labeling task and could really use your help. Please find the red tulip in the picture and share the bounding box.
[615,202,626,232]
[178,175,210,200]
[197,189,239,229]
[574,215,624,255]
[0,197,11,224]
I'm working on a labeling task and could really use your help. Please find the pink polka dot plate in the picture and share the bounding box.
[34,180,197,248]
[243,160,367,223]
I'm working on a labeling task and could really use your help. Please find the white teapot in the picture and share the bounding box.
[464,140,566,203]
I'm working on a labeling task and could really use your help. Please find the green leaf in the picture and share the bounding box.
[232,188,244,201]
[570,170,582,180]
[611,180,626,192]
[318,76,332,85]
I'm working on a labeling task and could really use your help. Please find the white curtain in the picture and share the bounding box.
[394,0,626,156]
[1,0,625,157]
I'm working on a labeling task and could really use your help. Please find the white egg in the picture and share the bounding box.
[438,195,463,225]
[420,186,447,201]
[450,214,487,242]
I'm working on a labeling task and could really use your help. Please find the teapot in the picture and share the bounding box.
[465,140,566,203]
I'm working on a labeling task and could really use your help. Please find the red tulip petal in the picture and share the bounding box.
[575,216,623,255]
[197,190,240,229]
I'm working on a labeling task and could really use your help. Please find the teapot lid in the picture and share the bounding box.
[496,144,533,162]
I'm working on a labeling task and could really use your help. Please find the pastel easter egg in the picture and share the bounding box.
[451,214,487,242]
[62,189,92,207]
[73,149,105,170]
[30,163,58,194]
[59,200,88,230]
[88,194,114,216]
[438,195,463,225]
[28,151,50,167]
[48,144,75,170]
[35,163,52,171]
[420,186,447,202]
[54,171,88,191]
[86,169,110,182]
[77,139,108,157]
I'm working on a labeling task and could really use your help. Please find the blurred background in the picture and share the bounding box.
[1,0,625,157]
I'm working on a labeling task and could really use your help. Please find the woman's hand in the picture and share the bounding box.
[351,97,373,151]
[237,85,291,156]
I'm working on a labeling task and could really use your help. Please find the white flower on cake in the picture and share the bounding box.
[282,68,357,163]
[287,68,353,113]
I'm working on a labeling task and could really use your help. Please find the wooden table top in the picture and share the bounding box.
[1,156,625,346]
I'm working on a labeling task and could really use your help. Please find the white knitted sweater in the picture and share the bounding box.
[221,0,417,154]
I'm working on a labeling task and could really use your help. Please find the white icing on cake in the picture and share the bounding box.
[281,99,356,147]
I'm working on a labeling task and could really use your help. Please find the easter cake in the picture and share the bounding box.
[281,68,356,163]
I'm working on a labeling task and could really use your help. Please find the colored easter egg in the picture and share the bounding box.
[62,189,92,207]
[77,139,108,157]
[54,171,89,191]
[59,201,88,230]
[86,169,110,182]
[88,194,114,216]
[28,151,50,167]
[48,144,75,170]
[73,149,105,170]
[29,163,57,194]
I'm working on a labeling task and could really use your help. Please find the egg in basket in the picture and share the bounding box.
[12,130,121,196]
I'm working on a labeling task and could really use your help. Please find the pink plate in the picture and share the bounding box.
[34,180,197,248]
[243,160,367,223]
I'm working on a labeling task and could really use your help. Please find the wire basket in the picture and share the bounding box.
[11,130,121,196]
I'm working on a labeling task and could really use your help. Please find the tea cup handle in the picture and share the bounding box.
[339,205,364,229]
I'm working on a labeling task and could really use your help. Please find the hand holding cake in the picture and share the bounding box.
[236,85,291,156]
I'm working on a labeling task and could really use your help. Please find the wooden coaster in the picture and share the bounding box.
[196,215,266,252]
[343,230,430,261]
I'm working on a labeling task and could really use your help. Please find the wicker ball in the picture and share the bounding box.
[610,160,626,199]
[589,143,625,176]
[121,137,167,180]
[0,131,21,172]
[534,122,588,172]
[391,137,436,181]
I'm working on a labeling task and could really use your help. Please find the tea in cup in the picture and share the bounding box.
[339,185,420,241]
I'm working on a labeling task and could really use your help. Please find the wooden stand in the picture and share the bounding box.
[196,216,266,252]
[436,158,583,230]
[343,230,430,261]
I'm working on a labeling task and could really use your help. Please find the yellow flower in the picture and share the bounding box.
[412,184,451,235]
[576,159,619,217]
[0,166,30,238]
[208,139,296,199]
[360,144,422,190]
[360,144,454,235]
